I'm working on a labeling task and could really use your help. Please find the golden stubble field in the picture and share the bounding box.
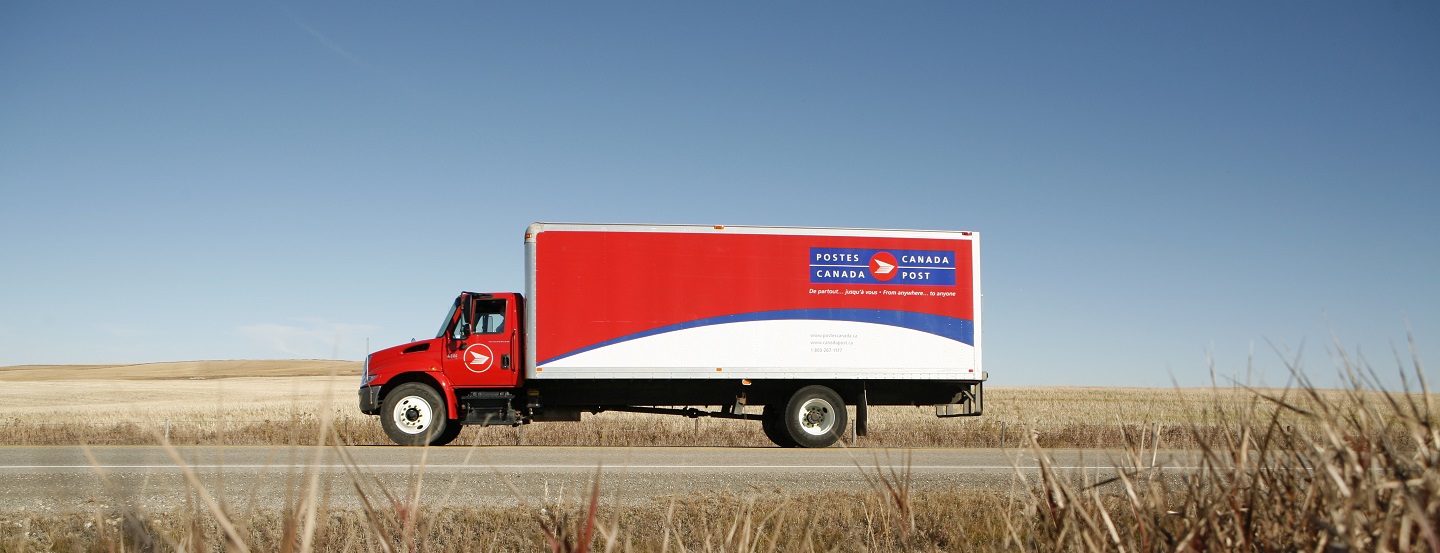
[0,359,1377,449]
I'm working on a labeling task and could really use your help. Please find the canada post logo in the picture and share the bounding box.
[810,248,956,286]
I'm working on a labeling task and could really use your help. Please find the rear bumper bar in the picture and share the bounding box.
[936,381,983,417]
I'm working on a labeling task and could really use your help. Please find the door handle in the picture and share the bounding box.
[501,354,511,370]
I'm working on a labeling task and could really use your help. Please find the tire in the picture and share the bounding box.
[782,385,847,448]
[380,383,456,446]
[761,404,798,448]
[432,420,464,446]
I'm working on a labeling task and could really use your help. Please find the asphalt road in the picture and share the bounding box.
[0,446,1199,513]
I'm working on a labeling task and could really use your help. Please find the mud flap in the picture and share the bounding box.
[856,387,868,436]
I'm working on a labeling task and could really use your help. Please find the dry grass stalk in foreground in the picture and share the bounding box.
[1012,345,1438,551]
[0,489,1017,552]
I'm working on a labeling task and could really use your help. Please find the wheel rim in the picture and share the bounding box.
[390,395,433,435]
[796,397,836,436]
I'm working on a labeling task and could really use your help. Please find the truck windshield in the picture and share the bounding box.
[435,300,460,339]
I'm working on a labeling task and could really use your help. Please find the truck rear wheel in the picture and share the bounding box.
[782,385,847,448]
[381,383,458,446]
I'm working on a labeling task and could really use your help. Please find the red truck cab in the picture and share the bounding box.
[359,292,524,445]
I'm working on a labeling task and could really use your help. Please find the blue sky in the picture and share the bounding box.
[2,2,1436,387]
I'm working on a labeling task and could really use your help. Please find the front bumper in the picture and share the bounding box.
[358,385,382,415]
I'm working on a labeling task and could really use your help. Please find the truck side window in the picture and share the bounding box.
[473,299,506,334]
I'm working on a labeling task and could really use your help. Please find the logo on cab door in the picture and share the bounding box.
[463,343,494,373]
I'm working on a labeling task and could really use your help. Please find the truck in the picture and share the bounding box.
[358,223,984,448]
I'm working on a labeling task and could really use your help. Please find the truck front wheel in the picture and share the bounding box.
[381,383,459,446]
[781,385,847,448]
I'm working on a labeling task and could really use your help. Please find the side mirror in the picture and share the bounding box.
[453,322,472,341]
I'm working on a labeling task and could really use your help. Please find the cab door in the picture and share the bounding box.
[441,294,520,388]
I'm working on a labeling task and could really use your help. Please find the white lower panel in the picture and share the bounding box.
[534,320,978,380]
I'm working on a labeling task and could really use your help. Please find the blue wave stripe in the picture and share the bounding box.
[538,309,974,366]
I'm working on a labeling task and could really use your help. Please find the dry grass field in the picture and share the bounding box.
[0,359,1371,449]
[0,360,361,381]
[2,358,1435,551]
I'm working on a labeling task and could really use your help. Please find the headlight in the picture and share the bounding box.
[361,355,374,385]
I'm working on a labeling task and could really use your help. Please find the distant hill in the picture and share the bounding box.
[0,360,362,381]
